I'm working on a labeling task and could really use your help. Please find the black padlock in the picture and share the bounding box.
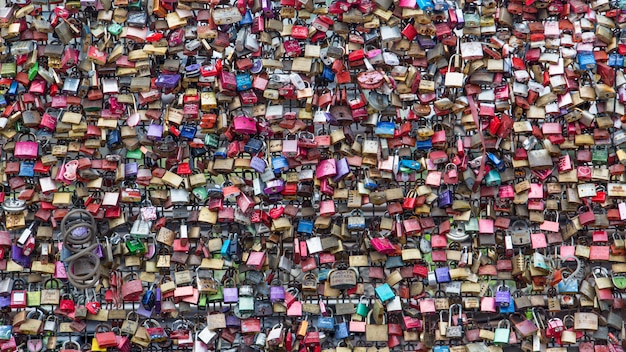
[229,233,241,263]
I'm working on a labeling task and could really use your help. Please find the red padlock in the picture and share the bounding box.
[303,329,320,346]
[86,300,101,315]
[59,294,76,312]
[546,318,565,338]
[10,279,27,309]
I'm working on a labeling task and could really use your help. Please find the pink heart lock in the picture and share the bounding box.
[63,160,79,181]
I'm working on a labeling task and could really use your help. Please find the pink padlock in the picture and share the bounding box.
[282,136,299,157]
[14,133,39,159]
[315,158,337,179]
[232,115,257,134]
[220,70,237,91]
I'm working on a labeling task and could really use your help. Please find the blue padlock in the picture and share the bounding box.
[142,284,156,310]
[433,0,449,10]
[228,233,241,262]
[578,51,596,70]
[8,80,17,97]
[240,10,253,25]
[322,65,335,82]
[214,147,227,159]
[375,283,395,302]
[498,297,516,313]
[487,152,505,171]
[106,129,122,149]
[416,0,434,10]
[297,219,314,234]
[271,155,289,173]
[244,138,264,154]
[364,175,378,190]
[335,317,349,339]
[125,162,138,177]
[557,278,579,294]
[318,267,331,282]
[236,73,252,91]
[220,235,231,259]
[180,124,197,140]
[400,159,421,171]
[19,161,35,177]
[485,169,502,186]
[610,53,624,68]
[154,287,161,315]
[317,314,335,331]
[434,346,450,352]
[415,139,433,150]
[375,121,396,138]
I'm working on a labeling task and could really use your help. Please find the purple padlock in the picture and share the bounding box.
[136,304,153,318]
[155,287,161,314]
[0,296,10,309]
[226,315,240,328]
[11,244,30,267]
[125,162,139,177]
[438,187,452,208]
[325,110,337,125]
[250,156,267,173]
[264,179,285,195]
[223,279,239,303]
[92,244,103,258]
[147,122,163,141]
[332,158,351,183]
[495,285,511,307]
[261,0,273,17]
[270,285,285,303]
[435,267,451,283]
[155,74,181,89]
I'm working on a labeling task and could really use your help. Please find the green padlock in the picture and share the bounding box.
[356,296,369,317]
[494,320,510,345]
[593,146,608,165]
[1,62,16,78]
[193,187,208,202]
[239,295,255,312]
[207,287,223,302]
[128,0,142,10]
[126,149,143,159]
[108,23,124,36]
[464,12,480,27]
[465,217,479,233]
[27,283,41,307]
[613,273,626,290]
[205,134,219,148]
[28,62,39,81]
[198,294,208,309]
[125,235,146,255]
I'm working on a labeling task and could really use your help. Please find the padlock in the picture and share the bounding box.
[494,320,511,344]
[356,296,370,317]
[495,284,511,307]
[375,283,395,302]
